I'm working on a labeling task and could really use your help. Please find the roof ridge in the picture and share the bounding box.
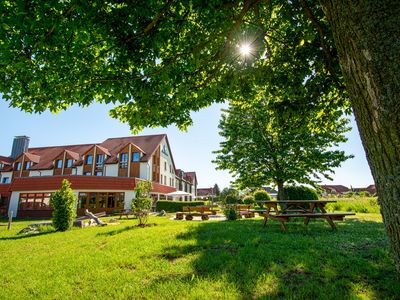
[104,134,166,140]
[28,143,99,150]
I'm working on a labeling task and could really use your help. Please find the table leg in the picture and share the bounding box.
[279,221,287,232]
[325,216,337,230]
[262,206,271,227]
[304,203,316,225]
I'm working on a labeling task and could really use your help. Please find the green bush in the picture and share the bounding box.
[253,189,271,201]
[223,205,238,221]
[133,181,153,226]
[283,186,319,200]
[50,179,77,231]
[156,200,207,212]
[224,194,241,204]
[242,195,255,205]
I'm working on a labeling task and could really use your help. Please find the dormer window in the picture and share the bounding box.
[132,152,140,162]
[120,153,128,169]
[0,163,3,169]
[56,159,63,169]
[96,154,104,167]
[86,155,93,165]
[15,162,21,171]
[24,161,31,170]
[66,159,73,168]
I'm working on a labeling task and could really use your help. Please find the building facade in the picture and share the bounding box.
[0,135,197,217]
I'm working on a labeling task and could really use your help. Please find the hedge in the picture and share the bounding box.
[283,186,319,200]
[156,200,207,212]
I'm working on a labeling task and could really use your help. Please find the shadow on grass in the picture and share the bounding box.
[0,230,56,241]
[96,225,139,237]
[154,219,399,299]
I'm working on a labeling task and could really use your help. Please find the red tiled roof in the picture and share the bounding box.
[24,152,41,163]
[65,150,80,161]
[185,172,197,184]
[101,134,166,162]
[197,188,213,196]
[95,145,111,156]
[151,182,177,194]
[28,143,95,170]
[0,156,13,165]
[320,185,350,194]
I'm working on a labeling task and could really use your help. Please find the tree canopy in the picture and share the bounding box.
[214,99,352,198]
[0,0,345,130]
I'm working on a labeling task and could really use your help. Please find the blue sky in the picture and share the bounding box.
[0,99,374,189]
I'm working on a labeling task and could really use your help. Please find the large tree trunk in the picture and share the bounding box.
[276,180,285,200]
[321,0,400,276]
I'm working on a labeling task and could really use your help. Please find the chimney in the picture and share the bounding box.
[11,136,30,159]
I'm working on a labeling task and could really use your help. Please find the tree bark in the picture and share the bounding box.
[320,0,400,276]
[277,180,285,200]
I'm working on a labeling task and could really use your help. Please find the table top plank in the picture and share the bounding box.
[256,200,336,204]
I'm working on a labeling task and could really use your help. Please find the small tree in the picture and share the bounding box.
[132,180,153,226]
[50,179,77,231]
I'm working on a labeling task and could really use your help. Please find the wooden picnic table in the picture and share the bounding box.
[254,200,354,231]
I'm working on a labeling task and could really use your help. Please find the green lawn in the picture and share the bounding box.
[0,214,398,299]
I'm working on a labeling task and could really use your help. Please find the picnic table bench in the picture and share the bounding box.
[176,205,219,221]
[116,209,137,219]
[256,200,355,231]
[234,204,255,218]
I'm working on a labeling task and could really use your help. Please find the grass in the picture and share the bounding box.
[0,214,398,299]
[326,197,380,214]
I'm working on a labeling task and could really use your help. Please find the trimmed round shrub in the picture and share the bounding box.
[50,179,77,231]
[242,195,255,205]
[282,186,318,200]
[224,194,240,204]
[223,206,238,221]
[253,190,271,201]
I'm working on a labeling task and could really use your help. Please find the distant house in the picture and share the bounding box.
[197,187,215,199]
[353,184,376,195]
[320,185,350,195]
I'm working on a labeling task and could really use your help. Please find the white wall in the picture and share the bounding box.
[104,164,118,177]
[159,137,176,187]
[139,159,152,180]
[76,165,83,175]
[29,170,53,177]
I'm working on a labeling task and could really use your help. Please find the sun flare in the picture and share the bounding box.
[239,43,252,56]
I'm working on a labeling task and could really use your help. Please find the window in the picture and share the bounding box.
[78,192,125,210]
[84,172,91,176]
[86,155,93,165]
[116,193,124,209]
[95,171,103,176]
[0,163,3,169]
[98,193,107,208]
[132,152,140,162]
[19,193,52,211]
[120,153,128,168]
[66,159,73,168]
[56,159,63,169]
[24,161,31,170]
[96,154,104,166]
[164,162,167,171]
[78,193,87,209]
[88,193,97,208]
[15,162,21,170]
[107,193,115,208]
[2,177,10,184]
[162,144,168,156]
